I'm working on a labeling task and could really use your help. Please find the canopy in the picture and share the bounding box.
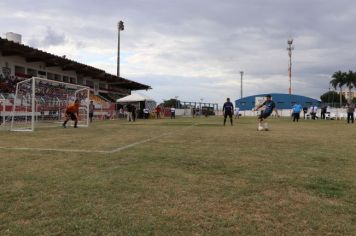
[116,93,154,103]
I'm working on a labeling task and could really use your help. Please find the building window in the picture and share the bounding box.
[63,76,69,83]
[99,83,107,90]
[70,77,76,84]
[77,78,83,85]
[47,72,54,80]
[27,68,37,76]
[86,80,94,88]
[14,65,26,74]
[38,71,46,76]
[54,74,61,81]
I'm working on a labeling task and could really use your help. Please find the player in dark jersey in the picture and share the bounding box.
[254,95,279,131]
[223,98,234,126]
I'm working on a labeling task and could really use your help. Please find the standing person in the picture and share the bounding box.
[0,100,2,125]
[254,95,279,131]
[346,102,355,124]
[156,105,161,119]
[132,105,136,122]
[119,107,124,119]
[310,105,318,120]
[126,104,133,122]
[320,106,327,120]
[62,99,80,128]
[223,98,234,126]
[292,103,303,122]
[170,106,176,119]
[89,101,95,123]
[234,106,240,119]
[302,106,308,119]
[143,107,149,119]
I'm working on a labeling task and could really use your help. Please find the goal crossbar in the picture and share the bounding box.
[9,77,90,131]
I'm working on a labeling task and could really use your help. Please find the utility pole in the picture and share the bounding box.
[287,39,294,95]
[240,71,244,98]
[117,21,124,77]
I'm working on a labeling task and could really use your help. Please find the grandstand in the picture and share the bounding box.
[0,34,151,122]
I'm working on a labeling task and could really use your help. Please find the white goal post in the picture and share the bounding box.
[9,77,90,131]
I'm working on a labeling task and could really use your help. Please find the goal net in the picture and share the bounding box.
[9,77,90,131]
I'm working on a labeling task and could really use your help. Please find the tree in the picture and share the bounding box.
[162,98,180,108]
[343,70,356,103]
[320,91,346,104]
[330,71,346,107]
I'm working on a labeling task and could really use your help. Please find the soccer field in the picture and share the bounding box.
[0,117,355,235]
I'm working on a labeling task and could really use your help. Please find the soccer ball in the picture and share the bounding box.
[257,125,264,131]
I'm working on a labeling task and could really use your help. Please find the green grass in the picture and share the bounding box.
[0,117,355,235]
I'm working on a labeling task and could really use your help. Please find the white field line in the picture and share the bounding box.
[0,123,196,154]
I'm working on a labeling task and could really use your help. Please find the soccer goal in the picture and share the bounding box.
[9,77,90,131]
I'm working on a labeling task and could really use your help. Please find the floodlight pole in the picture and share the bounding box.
[117,21,124,77]
[287,39,294,95]
[240,71,244,99]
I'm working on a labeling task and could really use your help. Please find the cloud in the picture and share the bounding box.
[29,27,66,48]
[1,0,356,105]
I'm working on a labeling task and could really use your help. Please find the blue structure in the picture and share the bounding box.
[235,93,320,111]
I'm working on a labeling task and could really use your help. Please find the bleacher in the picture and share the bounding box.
[99,92,116,102]
[90,93,109,105]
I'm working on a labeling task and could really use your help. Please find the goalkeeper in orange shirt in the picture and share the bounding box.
[62,99,80,128]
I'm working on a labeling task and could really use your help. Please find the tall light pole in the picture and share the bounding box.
[240,71,244,99]
[287,38,294,95]
[117,21,124,77]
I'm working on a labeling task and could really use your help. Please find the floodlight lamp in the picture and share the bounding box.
[118,21,124,31]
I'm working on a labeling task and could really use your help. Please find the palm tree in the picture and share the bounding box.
[330,71,346,107]
[343,70,356,103]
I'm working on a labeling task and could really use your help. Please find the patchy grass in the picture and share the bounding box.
[0,117,355,235]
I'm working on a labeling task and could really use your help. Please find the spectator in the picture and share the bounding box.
[321,106,327,120]
[126,104,133,122]
[310,105,318,120]
[292,103,303,122]
[143,107,149,119]
[346,102,355,124]
[302,107,308,119]
[170,106,176,119]
[156,105,161,119]
[234,106,240,119]
[119,107,124,119]
[89,101,95,123]
[132,105,136,122]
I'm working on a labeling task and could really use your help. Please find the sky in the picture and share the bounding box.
[1,0,356,105]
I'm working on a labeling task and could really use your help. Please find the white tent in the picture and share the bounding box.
[117,93,156,112]
[116,93,154,103]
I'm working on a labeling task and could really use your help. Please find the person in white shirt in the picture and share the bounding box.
[309,105,318,120]
[143,107,149,119]
[234,107,240,119]
[170,106,176,119]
